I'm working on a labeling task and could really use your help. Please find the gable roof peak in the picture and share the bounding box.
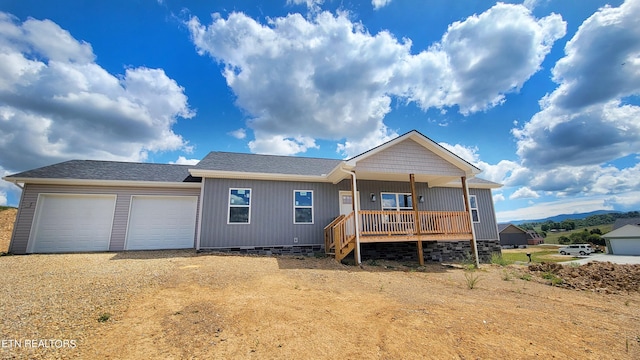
[346,129,481,175]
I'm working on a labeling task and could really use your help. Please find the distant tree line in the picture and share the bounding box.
[518,211,640,231]
[557,229,606,246]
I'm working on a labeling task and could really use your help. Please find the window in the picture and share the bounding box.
[228,188,251,224]
[469,195,479,223]
[381,192,412,211]
[294,190,313,224]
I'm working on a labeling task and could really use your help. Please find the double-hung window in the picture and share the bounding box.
[294,190,313,224]
[381,192,412,211]
[469,195,479,223]
[228,188,251,224]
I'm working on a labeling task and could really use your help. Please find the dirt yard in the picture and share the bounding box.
[1,209,640,359]
[0,208,17,253]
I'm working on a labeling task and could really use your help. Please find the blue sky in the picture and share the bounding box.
[0,0,639,222]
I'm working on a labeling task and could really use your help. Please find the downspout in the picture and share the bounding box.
[338,167,361,265]
[195,178,205,251]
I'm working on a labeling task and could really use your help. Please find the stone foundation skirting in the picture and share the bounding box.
[199,245,323,256]
[199,240,501,263]
[360,240,502,263]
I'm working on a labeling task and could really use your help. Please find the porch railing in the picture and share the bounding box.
[359,210,471,237]
[323,212,355,257]
[418,211,472,235]
[325,210,472,259]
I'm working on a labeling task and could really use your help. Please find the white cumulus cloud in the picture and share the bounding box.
[188,4,565,156]
[372,0,392,10]
[0,12,194,172]
[228,128,247,139]
[505,0,640,206]
[438,142,522,184]
[514,0,640,169]
[170,156,200,165]
[509,187,540,199]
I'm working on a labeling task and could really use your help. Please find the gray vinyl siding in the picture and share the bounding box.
[9,184,200,254]
[338,180,498,241]
[469,188,499,240]
[199,178,339,248]
[355,139,465,177]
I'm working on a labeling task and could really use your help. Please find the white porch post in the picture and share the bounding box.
[338,167,362,265]
[462,176,480,268]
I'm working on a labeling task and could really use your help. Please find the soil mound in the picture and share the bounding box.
[528,261,640,293]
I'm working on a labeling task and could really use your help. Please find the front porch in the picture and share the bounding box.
[324,209,474,264]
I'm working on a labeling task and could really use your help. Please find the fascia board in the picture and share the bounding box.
[189,169,331,182]
[436,179,503,189]
[2,177,202,188]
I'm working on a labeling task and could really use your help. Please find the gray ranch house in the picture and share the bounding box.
[4,130,502,265]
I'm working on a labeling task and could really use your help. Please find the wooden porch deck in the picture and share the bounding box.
[324,210,473,263]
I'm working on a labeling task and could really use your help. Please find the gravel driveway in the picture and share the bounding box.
[563,253,640,265]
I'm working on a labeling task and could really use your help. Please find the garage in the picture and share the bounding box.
[604,225,640,256]
[28,194,116,253]
[609,239,640,255]
[125,196,198,250]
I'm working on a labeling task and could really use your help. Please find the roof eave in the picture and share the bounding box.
[2,177,202,188]
[189,169,332,182]
[437,180,503,189]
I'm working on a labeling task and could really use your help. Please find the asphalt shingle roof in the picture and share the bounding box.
[194,151,342,177]
[5,160,201,183]
[613,217,640,230]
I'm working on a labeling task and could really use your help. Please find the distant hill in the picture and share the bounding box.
[510,210,621,225]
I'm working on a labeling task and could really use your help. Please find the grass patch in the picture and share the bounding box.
[97,313,111,323]
[460,252,477,271]
[463,272,481,289]
[519,273,532,281]
[501,270,514,281]
[501,249,573,264]
[0,206,16,212]
[490,252,511,266]
[541,272,564,286]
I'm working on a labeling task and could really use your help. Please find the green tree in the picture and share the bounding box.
[588,234,605,246]
[561,220,576,231]
[558,236,570,245]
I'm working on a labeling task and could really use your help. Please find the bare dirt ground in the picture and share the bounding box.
[1,209,640,359]
[0,208,17,253]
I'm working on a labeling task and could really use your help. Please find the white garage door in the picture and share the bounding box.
[125,196,198,250]
[29,194,116,253]
[610,239,640,255]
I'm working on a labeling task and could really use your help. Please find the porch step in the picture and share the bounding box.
[335,241,355,262]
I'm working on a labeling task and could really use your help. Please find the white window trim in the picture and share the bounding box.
[469,194,480,223]
[293,190,314,224]
[380,192,413,211]
[227,188,251,225]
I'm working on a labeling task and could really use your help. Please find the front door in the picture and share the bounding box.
[339,191,359,215]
